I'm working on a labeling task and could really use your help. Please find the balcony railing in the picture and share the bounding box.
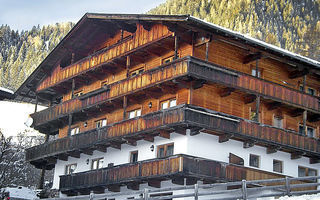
[26,105,320,169]
[32,56,320,129]
[37,27,173,92]
[59,154,284,193]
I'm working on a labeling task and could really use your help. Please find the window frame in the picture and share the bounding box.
[95,118,107,129]
[70,126,80,136]
[129,151,138,163]
[249,154,260,168]
[160,98,177,110]
[73,90,83,98]
[65,163,77,175]
[127,108,142,119]
[298,124,316,138]
[298,166,318,177]
[91,158,104,170]
[273,115,283,129]
[299,85,317,96]
[129,67,144,78]
[250,66,262,78]
[273,159,283,173]
[157,143,174,158]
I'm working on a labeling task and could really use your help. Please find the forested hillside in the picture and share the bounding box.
[149,0,320,61]
[0,23,73,91]
[0,0,319,91]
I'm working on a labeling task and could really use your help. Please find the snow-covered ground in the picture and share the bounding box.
[278,193,320,200]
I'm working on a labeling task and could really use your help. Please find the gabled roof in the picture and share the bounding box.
[14,13,320,104]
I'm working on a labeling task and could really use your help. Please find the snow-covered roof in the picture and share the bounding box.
[0,87,14,100]
[188,16,320,68]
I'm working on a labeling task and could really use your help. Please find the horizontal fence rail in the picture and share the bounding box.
[26,105,320,167]
[45,176,320,200]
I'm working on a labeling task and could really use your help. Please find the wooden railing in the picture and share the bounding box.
[188,57,319,112]
[59,154,285,193]
[26,105,320,168]
[31,58,188,127]
[26,105,185,163]
[37,25,173,91]
[32,56,320,129]
[60,155,241,191]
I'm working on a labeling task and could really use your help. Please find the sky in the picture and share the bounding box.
[0,0,166,31]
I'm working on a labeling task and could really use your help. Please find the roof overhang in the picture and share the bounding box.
[14,13,320,104]
[0,87,14,100]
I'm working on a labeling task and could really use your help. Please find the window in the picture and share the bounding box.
[249,154,260,168]
[129,68,144,77]
[130,151,138,163]
[96,118,107,128]
[157,143,174,158]
[298,124,315,138]
[161,98,177,110]
[91,158,104,170]
[65,164,77,175]
[299,85,317,96]
[273,160,283,173]
[273,115,283,129]
[101,80,108,87]
[73,90,83,98]
[307,127,315,138]
[162,55,175,64]
[128,108,142,119]
[251,68,261,78]
[70,127,80,136]
[298,166,318,177]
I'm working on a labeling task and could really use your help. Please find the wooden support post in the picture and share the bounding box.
[71,79,75,98]
[194,183,199,200]
[174,33,179,60]
[303,110,307,135]
[126,56,130,78]
[71,53,75,64]
[242,180,247,200]
[38,165,46,189]
[123,96,127,120]
[302,75,306,91]
[67,114,73,136]
[34,95,38,113]
[255,95,260,122]
[205,41,209,61]
[143,188,149,200]
[255,59,259,77]
[285,177,291,196]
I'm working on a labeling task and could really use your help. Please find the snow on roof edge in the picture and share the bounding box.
[188,16,320,68]
[0,87,14,94]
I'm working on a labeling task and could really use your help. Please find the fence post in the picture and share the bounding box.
[241,180,247,200]
[194,183,199,200]
[89,191,94,200]
[285,176,291,196]
[144,188,149,200]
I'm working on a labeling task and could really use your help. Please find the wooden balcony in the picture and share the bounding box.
[37,25,173,92]
[32,56,320,132]
[59,154,281,195]
[26,105,320,170]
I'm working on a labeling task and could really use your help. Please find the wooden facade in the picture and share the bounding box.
[16,14,320,194]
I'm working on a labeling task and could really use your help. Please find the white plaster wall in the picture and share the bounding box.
[186,131,320,178]
[53,132,188,189]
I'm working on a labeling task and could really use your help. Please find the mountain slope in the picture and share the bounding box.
[148,0,320,61]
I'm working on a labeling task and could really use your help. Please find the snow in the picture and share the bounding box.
[278,193,320,200]
[0,87,13,94]
[2,186,39,199]
[188,16,320,67]
[0,101,45,137]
